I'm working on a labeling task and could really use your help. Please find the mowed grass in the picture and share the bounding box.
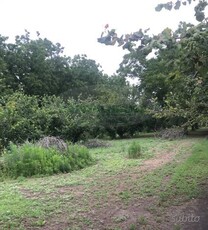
[131,139,208,203]
[0,137,207,229]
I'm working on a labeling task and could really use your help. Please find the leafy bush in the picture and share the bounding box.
[128,141,142,159]
[83,139,111,148]
[0,92,42,148]
[66,144,93,169]
[2,142,93,178]
[0,92,99,149]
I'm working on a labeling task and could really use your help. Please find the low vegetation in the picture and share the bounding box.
[1,142,93,178]
[128,141,142,159]
[0,137,207,229]
[0,1,207,228]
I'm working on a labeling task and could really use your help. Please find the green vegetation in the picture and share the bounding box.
[0,1,207,228]
[0,137,207,229]
[1,142,93,178]
[161,140,208,201]
[128,141,142,159]
[98,0,208,131]
[130,139,208,204]
[0,32,157,149]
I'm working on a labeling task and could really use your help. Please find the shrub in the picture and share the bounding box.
[128,141,142,159]
[2,142,93,178]
[65,144,93,170]
[0,92,42,148]
[0,92,98,149]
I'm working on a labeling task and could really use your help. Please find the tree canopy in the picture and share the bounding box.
[0,31,104,98]
[97,0,208,128]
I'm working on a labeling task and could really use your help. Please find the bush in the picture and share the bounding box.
[0,92,42,148]
[128,141,142,159]
[2,142,93,178]
[0,92,98,149]
[66,144,93,169]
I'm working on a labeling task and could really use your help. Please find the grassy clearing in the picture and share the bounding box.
[161,139,208,201]
[129,139,208,204]
[0,137,207,229]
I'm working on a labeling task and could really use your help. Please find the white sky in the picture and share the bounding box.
[0,0,198,76]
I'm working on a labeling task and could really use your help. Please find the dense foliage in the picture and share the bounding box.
[0,31,105,99]
[0,92,99,148]
[98,0,208,130]
[1,142,93,178]
[118,21,208,129]
[155,0,208,22]
[2,1,207,152]
[0,31,161,151]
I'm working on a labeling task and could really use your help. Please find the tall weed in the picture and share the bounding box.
[2,142,93,178]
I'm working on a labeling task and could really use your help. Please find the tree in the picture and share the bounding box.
[64,54,104,99]
[0,35,13,96]
[0,31,74,96]
[39,95,98,142]
[95,75,147,138]
[120,21,208,127]
[97,1,208,50]
[158,22,208,127]
[97,1,208,129]
[0,92,41,148]
[0,31,104,99]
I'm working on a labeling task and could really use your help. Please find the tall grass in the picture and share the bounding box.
[128,141,142,159]
[1,142,93,178]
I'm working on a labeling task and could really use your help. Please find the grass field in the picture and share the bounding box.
[0,137,207,230]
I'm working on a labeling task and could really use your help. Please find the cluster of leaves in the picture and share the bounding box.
[97,1,208,52]
[0,31,104,99]
[1,142,93,178]
[117,21,208,129]
[0,92,98,149]
[98,26,150,51]
[155,0,208,22]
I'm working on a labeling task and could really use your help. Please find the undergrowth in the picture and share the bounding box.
[1,142,93,178]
